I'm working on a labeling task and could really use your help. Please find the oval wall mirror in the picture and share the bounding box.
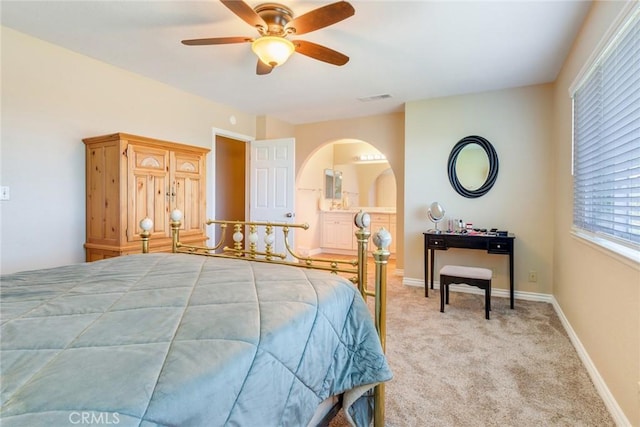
[447,135,499,198]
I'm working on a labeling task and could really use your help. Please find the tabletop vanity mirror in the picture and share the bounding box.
[427,201,445,233]
[447,135,499,198]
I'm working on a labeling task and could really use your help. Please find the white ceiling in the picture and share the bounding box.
[1,0,592,125]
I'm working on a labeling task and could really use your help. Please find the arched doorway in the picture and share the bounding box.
[295,139,397,257]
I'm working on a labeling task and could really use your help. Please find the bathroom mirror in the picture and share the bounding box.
[427,201,446,233]
[324,169,343,200]
[447,135,499,198]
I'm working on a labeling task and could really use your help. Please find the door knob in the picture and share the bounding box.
[285,212,295,218]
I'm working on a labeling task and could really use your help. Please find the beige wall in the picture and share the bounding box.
[295,113,405,268]
[0,27,255,273]
[256,115,295,139]
[404,84,555,297]
[551,1,639,425]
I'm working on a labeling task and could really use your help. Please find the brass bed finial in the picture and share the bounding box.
[139,217,153,254]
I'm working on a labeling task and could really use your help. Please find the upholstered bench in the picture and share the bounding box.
[440,265,493,319]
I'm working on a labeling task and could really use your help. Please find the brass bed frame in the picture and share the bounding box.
[140,209,390,427]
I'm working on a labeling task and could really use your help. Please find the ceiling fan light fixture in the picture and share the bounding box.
[251,36,295,68]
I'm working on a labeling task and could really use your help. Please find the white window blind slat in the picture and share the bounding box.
[577,138,640,168]
[572,8,640,249]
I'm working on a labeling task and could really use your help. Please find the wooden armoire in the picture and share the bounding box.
[83,133,210,261]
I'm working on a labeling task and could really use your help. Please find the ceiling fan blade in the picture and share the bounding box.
[286,1,355,35]
[294,40,349,66]
[221,0,267,31]
[256,59,273,75]
[182,37,251,46]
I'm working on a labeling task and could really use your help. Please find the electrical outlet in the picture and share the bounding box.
[0,186,9,201]
[528,270,538,282]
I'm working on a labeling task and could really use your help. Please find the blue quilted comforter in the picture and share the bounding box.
[1,254,391,426]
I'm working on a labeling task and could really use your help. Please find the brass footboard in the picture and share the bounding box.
[140,210,391,426]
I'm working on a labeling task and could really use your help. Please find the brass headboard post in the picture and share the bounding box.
[139,218,153,254]
[354,212,371,299]
[140,229,150,254]
[372,227,391,427]
[170,210,182,253]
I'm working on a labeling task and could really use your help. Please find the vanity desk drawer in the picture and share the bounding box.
[487,240,511,254]
[427,237,447,250]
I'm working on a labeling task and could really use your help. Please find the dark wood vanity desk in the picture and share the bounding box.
[423,231,516,309]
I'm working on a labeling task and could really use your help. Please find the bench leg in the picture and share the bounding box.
[485,287,490,320]
[445,283,450,304]
[440,282,445,313]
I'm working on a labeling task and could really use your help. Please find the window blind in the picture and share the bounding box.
[572,10,640,248]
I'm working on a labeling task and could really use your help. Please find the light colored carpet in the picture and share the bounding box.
[331,262,614,427]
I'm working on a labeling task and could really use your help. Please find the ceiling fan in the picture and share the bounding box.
[181,0,355,75]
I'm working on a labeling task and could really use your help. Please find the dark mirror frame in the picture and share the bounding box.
[447,135,499,198]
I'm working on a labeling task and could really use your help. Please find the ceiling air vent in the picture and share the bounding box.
[357,94,392,102]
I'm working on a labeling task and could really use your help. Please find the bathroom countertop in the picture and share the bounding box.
[320,207,396,214]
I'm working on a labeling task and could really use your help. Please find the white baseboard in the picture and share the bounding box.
[402,277,425,288]
[550,297,630,427]
[308,248,323,256]
[402,277,552,303]
[402,276,630,426]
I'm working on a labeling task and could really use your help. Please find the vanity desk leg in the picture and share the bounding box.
[423,242,437,298]
[509,252,515,309]
[429,249,435,294]
[423,244,429,298]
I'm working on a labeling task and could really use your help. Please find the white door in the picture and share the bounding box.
[249,138,296,259]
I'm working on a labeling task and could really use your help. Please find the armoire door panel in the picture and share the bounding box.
[173,151,205,235]
[128,173,169,242]
[132,146,168,171]
[174,153,201,174]
[173,176,203,234]
[86,143,120,244]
